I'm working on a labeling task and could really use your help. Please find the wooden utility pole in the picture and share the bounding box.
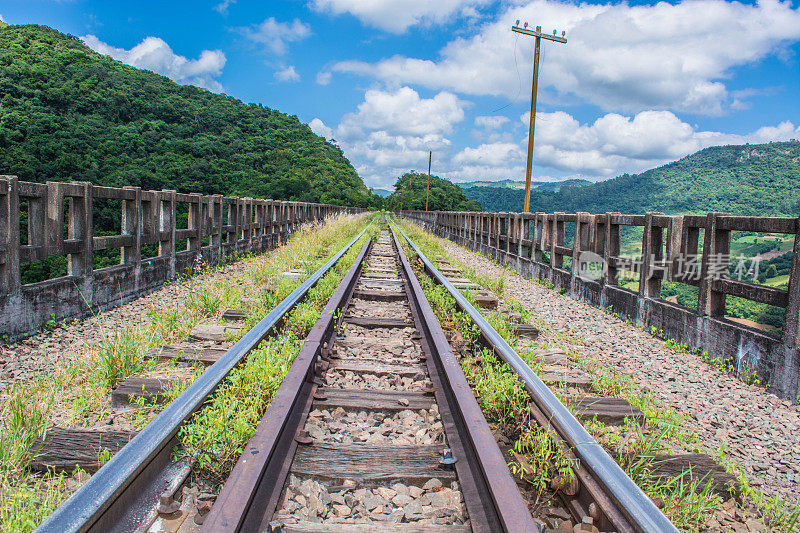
[425,151,432,212]
[512,21,567,213]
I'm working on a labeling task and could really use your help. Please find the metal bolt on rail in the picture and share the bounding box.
[156,492,180,515]
[439,448,458,470]
[194,502,211,525]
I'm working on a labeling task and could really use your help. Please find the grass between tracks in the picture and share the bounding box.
[179,223,377,482]
[0,213,373,533]
[394,218,800,532]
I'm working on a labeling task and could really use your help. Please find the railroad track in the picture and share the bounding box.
[202,225,535,532]
[35,218,678,533]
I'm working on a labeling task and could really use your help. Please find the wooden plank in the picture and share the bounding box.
[28,428,136,473]
[221,308,247,321]
[189,324,240,342]
[540,372,593,390]
[281,523,470,533]
[111,377,184,407]
[314,389,434,411]
[291,443,456,482]
[474,294,498,310]
[564,396,644,425]
[343,316,414,328]
[512,323,539,339]
[145,344,227,365]
[330,360,426,376]
[358,279,404,286]
[643,454,740,497]
[352,289,406,302]
[362,271,399,279]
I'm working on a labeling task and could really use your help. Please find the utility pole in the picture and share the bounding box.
[512,21,567,213]
[425,151,432,212]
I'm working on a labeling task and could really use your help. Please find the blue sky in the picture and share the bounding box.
[1,0,799,190]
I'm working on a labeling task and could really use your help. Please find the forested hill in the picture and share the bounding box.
[386,172,482,211]
[464,141,800,216]
[0,24,379,207]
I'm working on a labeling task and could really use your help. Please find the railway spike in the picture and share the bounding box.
[424,381,436,395]
[294,429,313,445]
[156,492,180,515]
[577,516,599,532]
[313,388,327,400]
[193,501,211,525]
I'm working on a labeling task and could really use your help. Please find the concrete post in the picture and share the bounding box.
[0,176,20,293]
[604,212,620,286]
[782,217,800,348]
[639,212,664,299]
[698,212,730,317]
[121,186,141,292]
[160,190,176,278]
[69,182,93,310]
[45,182,65,256]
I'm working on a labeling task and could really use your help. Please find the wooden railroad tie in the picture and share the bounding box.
[563,395,645,426]
[28,428,136,473]
[291,443,457,483]
[189,324,240,342]
[343,316,414,328]
[313,389,434,412]
[145,344,227,365]
[221,308,247,322]
[111,377,185,407]
[352,289,406,302]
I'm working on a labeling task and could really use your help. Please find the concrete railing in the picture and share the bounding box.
[0,176,365,341]
[399,209,800,400]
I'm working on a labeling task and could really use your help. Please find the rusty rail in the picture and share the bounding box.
[202,222,538,532]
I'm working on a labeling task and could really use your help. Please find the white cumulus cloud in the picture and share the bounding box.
[332,0,800,115]
[315,87,467,187]
[474,115,510,129]
[81,35,226,92]
[275,65,301,82]
[520,110,800,176]
[235,17,311,55]
[310,0,490,33]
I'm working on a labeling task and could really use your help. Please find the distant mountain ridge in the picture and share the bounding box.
[463,141,800,216]
[457,178,591,191]
[0,24,380,207]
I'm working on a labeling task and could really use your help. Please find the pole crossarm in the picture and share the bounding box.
[512,25,567,43]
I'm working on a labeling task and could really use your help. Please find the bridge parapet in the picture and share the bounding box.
[399,209,800,400]
[0,176,364,341]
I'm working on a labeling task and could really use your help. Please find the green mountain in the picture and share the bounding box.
[387,172,482,212]
[457,178,591,191]
[0,24,380,207]
[463,141,800,215]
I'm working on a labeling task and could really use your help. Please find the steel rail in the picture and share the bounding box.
[391,219,679,533]
[36,218,375,533]
[390,224,540,533]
